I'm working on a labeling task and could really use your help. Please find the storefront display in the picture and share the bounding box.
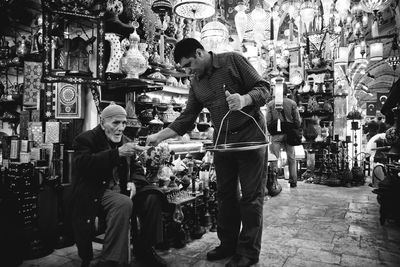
[2,0,400,263]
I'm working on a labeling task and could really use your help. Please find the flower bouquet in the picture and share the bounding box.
[139,143,173,184]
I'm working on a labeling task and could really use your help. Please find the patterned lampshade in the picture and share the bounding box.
[173,0,215,19]
[201,20,229,52]
[151,0,172,16]
[360,0,392,13]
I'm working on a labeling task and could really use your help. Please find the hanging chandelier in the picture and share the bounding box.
[234,2,249,43]
[173,0,215,19]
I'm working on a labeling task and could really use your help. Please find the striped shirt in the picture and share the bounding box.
[266,98,301,128]
[168,51,270,136]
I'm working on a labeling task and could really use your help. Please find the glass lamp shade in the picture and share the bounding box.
[321,0,334,27]
[251,4,270,44]
[201,20,229,52]
[369,42,383,61]
[360,0,391,13]
[335,46,349,65]
[335,0,351,19]
[251,5,267,24]
[274,77,284,108]
[300,4,315,32]
[173,0,215,19]
[234,4,248,43]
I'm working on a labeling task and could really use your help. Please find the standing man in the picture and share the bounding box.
[266,84,301,188]
[71,104,167,267]
[146,38,270,267]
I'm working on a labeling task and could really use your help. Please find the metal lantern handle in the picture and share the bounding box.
[214,109,268,149]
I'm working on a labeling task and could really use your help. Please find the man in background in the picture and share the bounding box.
[266,84,301,188]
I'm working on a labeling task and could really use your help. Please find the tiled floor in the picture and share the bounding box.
[20,180,400,267]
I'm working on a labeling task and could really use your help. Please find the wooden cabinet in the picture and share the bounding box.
[41,0,106,85]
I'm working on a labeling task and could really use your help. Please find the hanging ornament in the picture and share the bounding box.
[371,16,379,38]
[234,3,248,43]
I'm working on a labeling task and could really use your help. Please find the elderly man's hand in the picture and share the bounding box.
[118,142,146,157]
[127,182,136,198]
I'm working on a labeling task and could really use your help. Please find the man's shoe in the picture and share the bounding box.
[290,182,297,188]
[206,246,235,261]
[136,247,167,267]
[225,255,258,267]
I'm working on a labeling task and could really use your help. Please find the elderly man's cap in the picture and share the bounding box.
[100,104,127,119]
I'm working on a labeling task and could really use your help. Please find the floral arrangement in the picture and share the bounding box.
[139,143,172,183]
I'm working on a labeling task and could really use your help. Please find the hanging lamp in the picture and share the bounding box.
[173,0,215,19]
[300,0,316,33]
[234,2,249,43]
[201,19,229,52]
[152,0,172,23]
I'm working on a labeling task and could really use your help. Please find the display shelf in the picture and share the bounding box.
[0,95,22,104]
[0,117,19,123]
[42,0,104,19]
[333,94,348,97]
[300,111,334,118]
[0,62,24,71]
[162,85,189,95]
[298,91,333,97]
[104,78,163,92]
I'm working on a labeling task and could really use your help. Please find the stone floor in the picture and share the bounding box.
[20,180,400,267]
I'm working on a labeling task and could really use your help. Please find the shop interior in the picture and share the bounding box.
[1,0,400,266]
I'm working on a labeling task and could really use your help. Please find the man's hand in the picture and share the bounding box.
[118,142,146,157]
[225,91,251,111]
[146,133,161,146]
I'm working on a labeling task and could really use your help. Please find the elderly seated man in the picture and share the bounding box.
[71,104,168,267]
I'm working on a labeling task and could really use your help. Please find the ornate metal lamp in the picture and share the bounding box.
[151,0,172,23]
[152,0,173,64]
[201,19,229,52]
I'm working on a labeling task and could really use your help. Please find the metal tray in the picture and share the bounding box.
[205,141,268,152]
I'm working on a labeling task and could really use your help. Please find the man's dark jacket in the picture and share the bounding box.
[70,125,168,262]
